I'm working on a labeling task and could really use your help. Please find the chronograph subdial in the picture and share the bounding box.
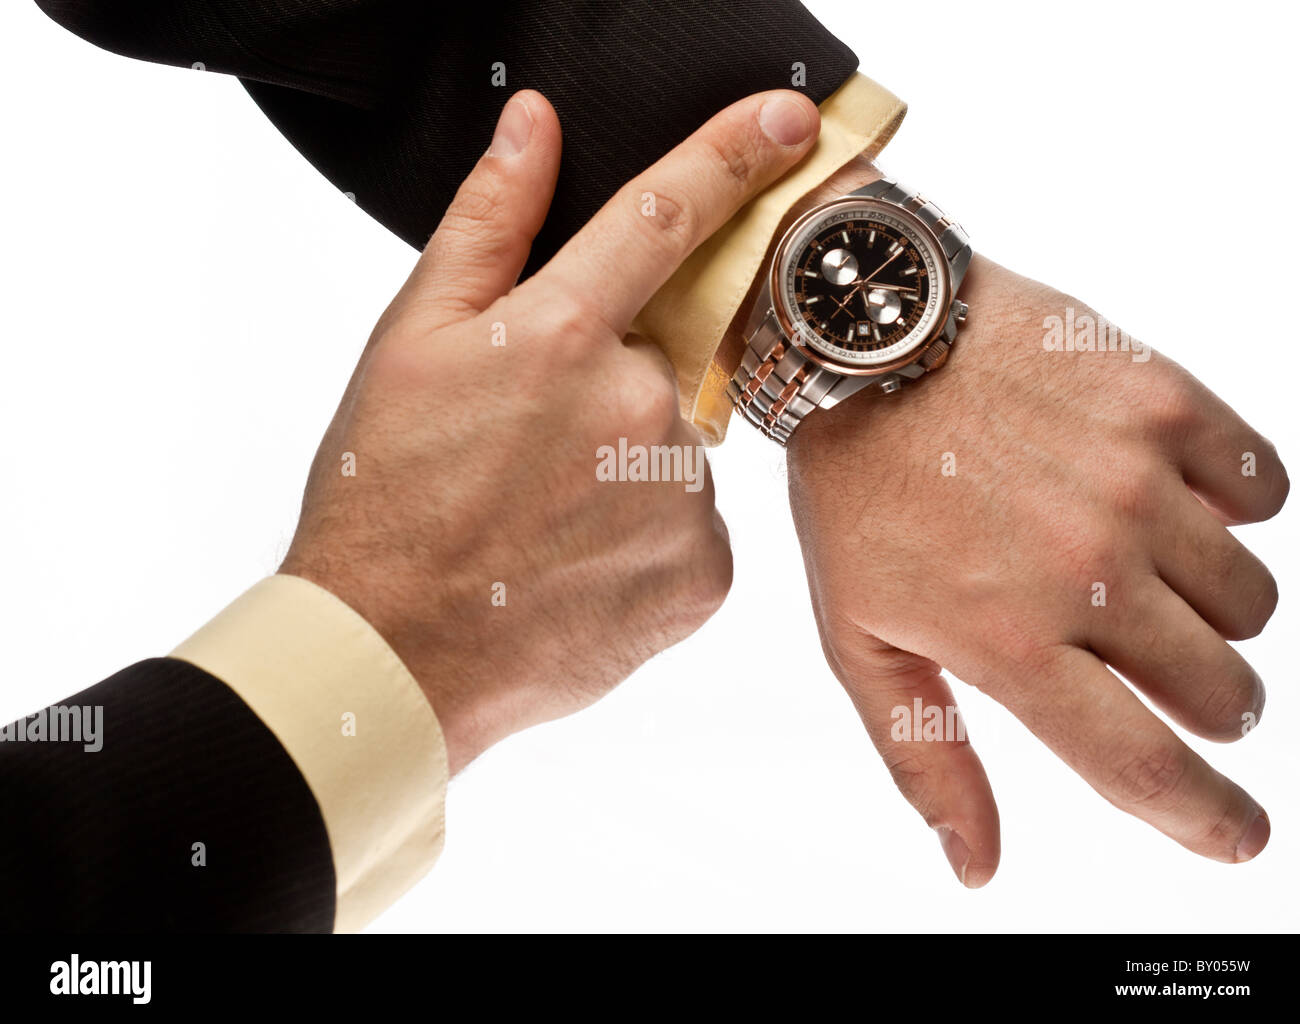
[864,287,902,324]
[792,220,929,357]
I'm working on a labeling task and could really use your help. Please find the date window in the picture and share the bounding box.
[857,322,871,336]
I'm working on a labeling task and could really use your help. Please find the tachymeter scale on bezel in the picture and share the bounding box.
[779,202,946,368]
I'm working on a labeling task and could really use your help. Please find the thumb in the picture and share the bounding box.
[402,90,563,327]
[823,627,1001,888]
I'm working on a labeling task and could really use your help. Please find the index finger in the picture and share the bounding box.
[536,90,819,336]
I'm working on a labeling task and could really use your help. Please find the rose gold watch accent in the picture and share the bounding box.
[919,338,950,371]
[766,196,952,378]
[764,366,810,428]
[732,340,798,427]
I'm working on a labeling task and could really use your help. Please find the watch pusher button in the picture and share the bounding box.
[880,377,903,395]
[953,299,969,324]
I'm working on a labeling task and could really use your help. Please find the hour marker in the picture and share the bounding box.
[819,322,828,330]
[868,229,876,246]
[903,291,920,301]
[872,325,881,342]
[901,266,918,276]
[841,230,850,244]
[888,241,903,256]
[802,269,820,278]
[805,295,823,303]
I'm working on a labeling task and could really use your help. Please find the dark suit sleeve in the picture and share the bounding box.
[0,658,335,932]
[33,0,859,272]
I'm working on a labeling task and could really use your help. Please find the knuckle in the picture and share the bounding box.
[605,370,680,434]
[1190,802,1244,853]
[1196,670,1261,740]
[1184,546,1239,615]
[815,612,870,681]
[1003,637,1071,686]
[365,323,441,390]
[1252,433,1282,468]
[1201,548,1275,641]
[685,535,734,618]
[443,176,504,234]
[1107,466,1162,521]
[640,377,682,431]
[652,537,732,642]
[1044,517,1118,594]
[1145,373,1205,441]
[816,635,853,685]
[533,284,610,349]
[634,185,697,251]
[660,507,732,625]
[1106,742,1190,810]
[880,749,942,820]
[815,611,945,689]
[1235,569,1279,640]
[881,747,930,783]
[1202,537,1243,585]
[699,130,757,192]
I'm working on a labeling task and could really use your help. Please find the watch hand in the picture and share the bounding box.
[859,249,903,287]
[830,283,863,316]
[856,281,914,292]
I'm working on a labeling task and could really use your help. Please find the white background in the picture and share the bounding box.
[1,0,1295,932]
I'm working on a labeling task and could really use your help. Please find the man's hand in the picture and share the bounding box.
[787,252,1287,885]
[280,88,820,773]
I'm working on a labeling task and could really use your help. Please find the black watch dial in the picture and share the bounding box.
[780,202,945,367]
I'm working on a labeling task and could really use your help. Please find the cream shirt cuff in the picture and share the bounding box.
[631,72,907,444]
[170,574,448,933]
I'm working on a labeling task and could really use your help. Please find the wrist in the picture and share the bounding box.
[276,555,498,774]
[786,252,997,466]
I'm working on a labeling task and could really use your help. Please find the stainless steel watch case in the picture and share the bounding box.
[727,177,971,444]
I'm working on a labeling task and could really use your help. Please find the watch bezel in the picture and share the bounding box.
[769,195,952,377]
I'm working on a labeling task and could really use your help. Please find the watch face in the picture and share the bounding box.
[776,199,948,369]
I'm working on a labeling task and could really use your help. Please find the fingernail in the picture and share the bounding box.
[935,826,971,885]
[488,96,533,158]
[1235,812,1270,862]
[759,96,813,147]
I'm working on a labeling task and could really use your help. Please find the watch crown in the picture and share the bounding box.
[919,338,950,372]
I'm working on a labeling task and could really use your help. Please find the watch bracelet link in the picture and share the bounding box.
[726,176,972,446]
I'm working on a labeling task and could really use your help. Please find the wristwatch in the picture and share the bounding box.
[727,176,971,445]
